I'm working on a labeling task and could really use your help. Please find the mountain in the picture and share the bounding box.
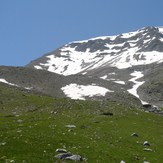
[0,27,163,110]
[0,26,163,163]
[27,27,163,75]
[26,26,163,109]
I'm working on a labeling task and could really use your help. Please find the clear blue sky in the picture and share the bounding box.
[0,0,163,66]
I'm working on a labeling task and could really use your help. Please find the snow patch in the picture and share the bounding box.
[112,51,163,69]
[120,31,139,38]
[108,72,116,75]
[143,39,151,44]
[61,83,113,100]
[113,81,125,85]
[0,79,33,91]
[158,27,163,33]
[71,35,117,44]
[160,38,163,42]
[34,65,43,70]
[25,87,33,90]
[100,75,108,80]
[82,72,87,75]
[127,71,148,104]
[0,79,18,87]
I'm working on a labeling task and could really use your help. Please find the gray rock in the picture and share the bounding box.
[143,148,152,152]
[143,141,150,146]
[55,153,72,159]
[120,161,126,163]
[65,125,76,128]
[65,154,83,161]
[131,133,139,137]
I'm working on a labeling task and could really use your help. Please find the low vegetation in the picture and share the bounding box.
[0,83,163,163]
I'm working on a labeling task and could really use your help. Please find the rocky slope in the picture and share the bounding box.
[0,66,141,107]
[26,27,163,108]
[0,27,163,109]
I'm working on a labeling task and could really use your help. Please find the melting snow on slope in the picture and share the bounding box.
[0,79,18,87]
[0,78,32,90]
[34,27,163,76]
[34,65,43,70]
[39,47,101,75]
[100,75,108,80]
[61,83,113,100]
[158,27,163,33]
[120,30,139,38]
[113,81,125,85]
[72,35,117,44]
[111,51,163,69]
[100,75,125,85]
[127,71,148,104]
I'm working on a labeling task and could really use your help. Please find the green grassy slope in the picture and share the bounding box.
[0,83,163,163]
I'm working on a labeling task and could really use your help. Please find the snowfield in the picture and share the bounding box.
[0,79,18,87]
[0,78,32,90]
[127,71,148,104]
[61,83,113,100]
[34,27,163,76]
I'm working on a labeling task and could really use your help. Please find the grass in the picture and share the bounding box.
[0,83,163,163]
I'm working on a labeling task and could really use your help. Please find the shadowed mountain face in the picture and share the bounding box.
[1,27,163,109]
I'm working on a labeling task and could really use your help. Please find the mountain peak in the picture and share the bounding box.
[27,26,163,75]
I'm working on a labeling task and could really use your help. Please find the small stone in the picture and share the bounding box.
[143,148,152,152]
[55,153,72,160]
[55,148,67,153]
[17,119,23,123]
[131,133,139,137]
[65,155,83,161]
[65,125,76,128]
[120,161,125,163]
[0,142,6,146]
[143,141,150,146]
[0,156,7,160]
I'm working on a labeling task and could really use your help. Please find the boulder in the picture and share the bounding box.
[131,133,139,137]
[65,154,83,161]
[143,148,152,152]
[55,153,72,160]
[143,141,150,146]
[120,161,126,163]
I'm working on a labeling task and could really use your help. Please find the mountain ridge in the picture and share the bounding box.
[27,26,163,75]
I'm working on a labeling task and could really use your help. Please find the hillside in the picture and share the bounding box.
[0,66,142,107]
[0,83,163,162]
[0,26,163,162]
